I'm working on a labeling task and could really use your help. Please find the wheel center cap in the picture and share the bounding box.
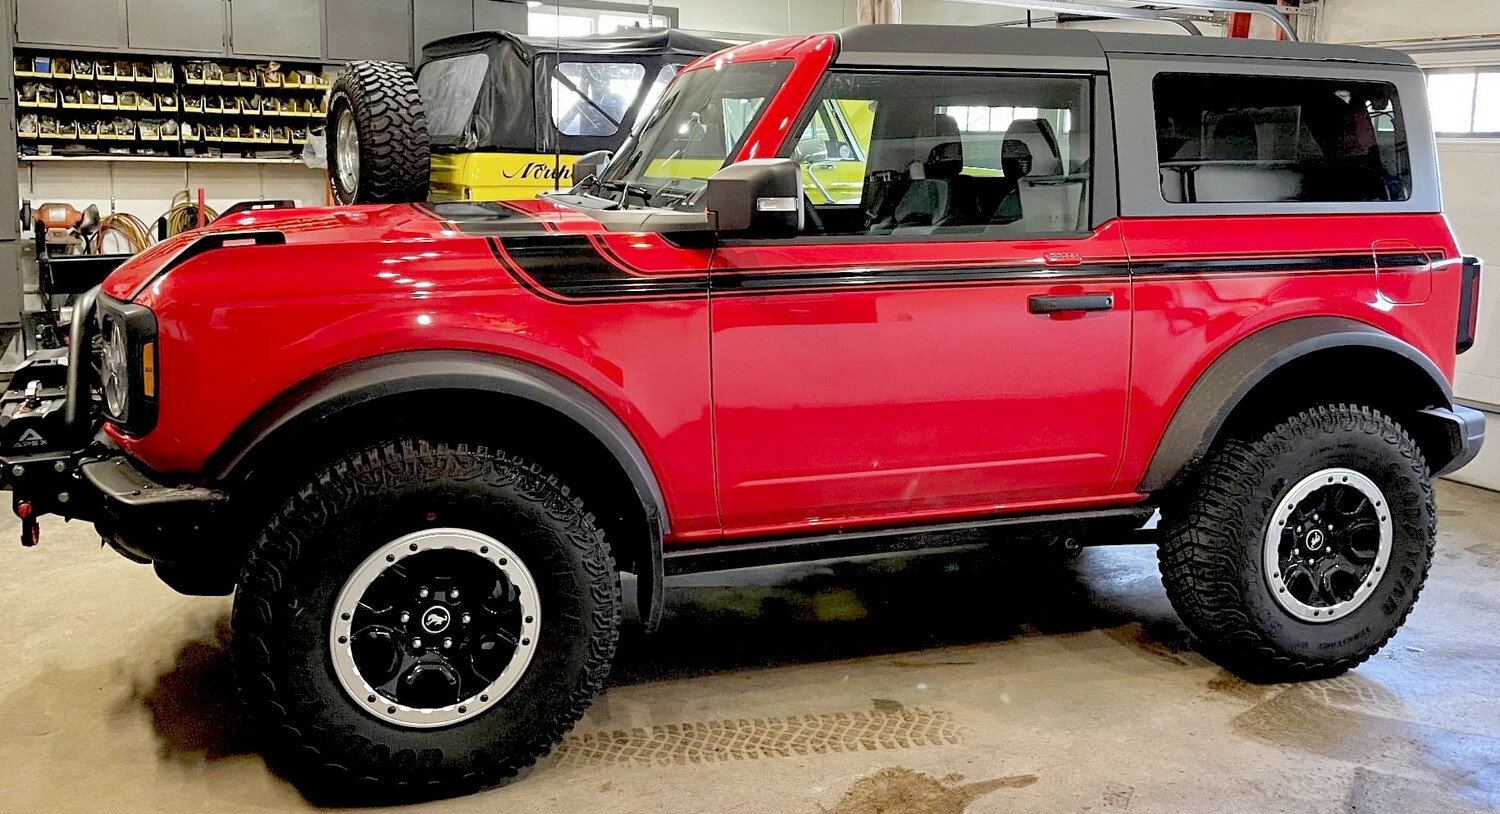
[1305,528,1325,551]
[421,605,451,634]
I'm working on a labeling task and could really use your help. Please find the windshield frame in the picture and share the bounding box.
[597,58,796,211]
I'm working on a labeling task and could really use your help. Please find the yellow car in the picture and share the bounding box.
[418,29,728,202]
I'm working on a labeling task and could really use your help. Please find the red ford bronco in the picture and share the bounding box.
[2,24,1484,797]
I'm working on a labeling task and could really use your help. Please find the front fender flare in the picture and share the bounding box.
[205,350,669,630]
[1139,316,1454,493]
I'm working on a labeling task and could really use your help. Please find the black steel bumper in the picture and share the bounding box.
[1425,404,1487,477]
[80,456,227,563]
[0,341,227,559]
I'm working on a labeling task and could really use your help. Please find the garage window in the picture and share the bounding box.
[1154,74,1412,204]
[1427,68,1500,136]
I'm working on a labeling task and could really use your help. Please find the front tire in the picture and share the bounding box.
[232,440,620,799]
[1159,405,1435,682]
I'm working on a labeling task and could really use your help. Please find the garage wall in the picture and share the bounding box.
[671,0,855,37]
[1318,0,1500,45]
[1316,1,1500,490]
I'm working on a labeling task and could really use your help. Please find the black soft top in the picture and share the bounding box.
[419,28,729,154]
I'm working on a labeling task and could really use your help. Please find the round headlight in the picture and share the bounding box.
[102,323,130,418]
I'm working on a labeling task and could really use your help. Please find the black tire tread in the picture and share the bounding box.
[1158,404,1435,682]
[232,439,620,797]
[329,60,430,204]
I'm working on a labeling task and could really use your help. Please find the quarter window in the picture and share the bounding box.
[787,72,1092,237]
[1153,73,1412,204]
[551,61,646,137]
[417,53,489,143]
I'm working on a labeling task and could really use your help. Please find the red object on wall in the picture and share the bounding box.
[1229,12,1252,38]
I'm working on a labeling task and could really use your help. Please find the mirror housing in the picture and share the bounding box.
[570,150,612,189]
[704,159,803,239]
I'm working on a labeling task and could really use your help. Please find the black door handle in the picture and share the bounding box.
[1028,294,1114,314]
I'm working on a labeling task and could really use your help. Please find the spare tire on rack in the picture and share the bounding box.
[327,61,430,205]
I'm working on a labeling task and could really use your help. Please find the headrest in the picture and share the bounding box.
[1209,113,1258,161]
[1003,119,1062,176]
[1002,138,1033,178]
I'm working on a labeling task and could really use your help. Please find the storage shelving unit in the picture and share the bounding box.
[14,48,331,160]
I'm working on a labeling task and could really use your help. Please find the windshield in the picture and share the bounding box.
[601,60,793,209]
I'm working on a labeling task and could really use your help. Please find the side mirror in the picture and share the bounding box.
[570,150,612,188]
[704,159,803,238]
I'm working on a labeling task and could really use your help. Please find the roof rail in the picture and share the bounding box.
[946,0,1299,42]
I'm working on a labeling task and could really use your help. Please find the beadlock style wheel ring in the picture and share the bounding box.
[1263,468,1393,623]
[330,528,541,728]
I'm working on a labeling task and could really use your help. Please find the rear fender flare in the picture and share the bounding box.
[1139,316,1453,492]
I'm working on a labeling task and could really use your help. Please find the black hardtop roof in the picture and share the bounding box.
[833,24,1416,68]
[421,27,728,63]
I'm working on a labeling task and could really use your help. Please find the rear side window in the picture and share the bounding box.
[1154,73,1412,204]
[552,61,647,137]
[418,53,489,141]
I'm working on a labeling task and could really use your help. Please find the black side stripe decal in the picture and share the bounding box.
[492,238,1435,303]
[1133,252,1433,276]
[715,264,1126,292]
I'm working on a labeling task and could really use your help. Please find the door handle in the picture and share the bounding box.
[1028,294,1114,314]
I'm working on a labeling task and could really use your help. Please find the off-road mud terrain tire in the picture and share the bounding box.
[1159,405,1435,682]
[327,60,429,204]
[232,439,620,801]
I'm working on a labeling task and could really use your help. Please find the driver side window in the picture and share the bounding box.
[785,71,1092,239]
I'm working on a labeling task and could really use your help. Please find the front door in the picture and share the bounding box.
[709,69,1132,537]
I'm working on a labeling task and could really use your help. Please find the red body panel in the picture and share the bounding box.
[98,33,1468,550]
[1114,213,1462,493]
[112,204,723,538]
[707,224,1134,539]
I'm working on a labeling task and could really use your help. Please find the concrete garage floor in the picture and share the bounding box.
[2,482,1498,814]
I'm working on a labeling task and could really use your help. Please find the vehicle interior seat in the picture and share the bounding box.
[1161,112,1305,204]
[1000,118,1085,233]
[863,106,968,233]
[860,104,1026,234]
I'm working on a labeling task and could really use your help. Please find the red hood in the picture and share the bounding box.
[99,200,607,302]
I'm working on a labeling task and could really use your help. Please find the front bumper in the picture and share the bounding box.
[80,455,227,563]
[1424,404,1487,477]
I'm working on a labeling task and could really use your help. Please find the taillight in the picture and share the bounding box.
[1459,256,1482,354]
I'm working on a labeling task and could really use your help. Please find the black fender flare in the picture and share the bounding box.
[1138,316,1454,493]
[206,350,669,630]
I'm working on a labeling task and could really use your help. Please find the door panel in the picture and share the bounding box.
[710,225,1132,536]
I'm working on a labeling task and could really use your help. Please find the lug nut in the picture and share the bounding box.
[442,638,452,649]
[418,587,430,599]
[57,492,69,503]
[399,612,410,624]
[412,638,423,649]
[53,461,66,473]
[11,465,23,477]
[461,613,471,625]
[450,588,460,599]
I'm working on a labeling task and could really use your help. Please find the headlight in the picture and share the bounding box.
[93,295,159,434]
[101,320,130,417]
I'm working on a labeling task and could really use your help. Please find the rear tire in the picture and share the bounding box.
[232,439,620,800]
[327,60,430,205]
[1159,405,1435,682]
